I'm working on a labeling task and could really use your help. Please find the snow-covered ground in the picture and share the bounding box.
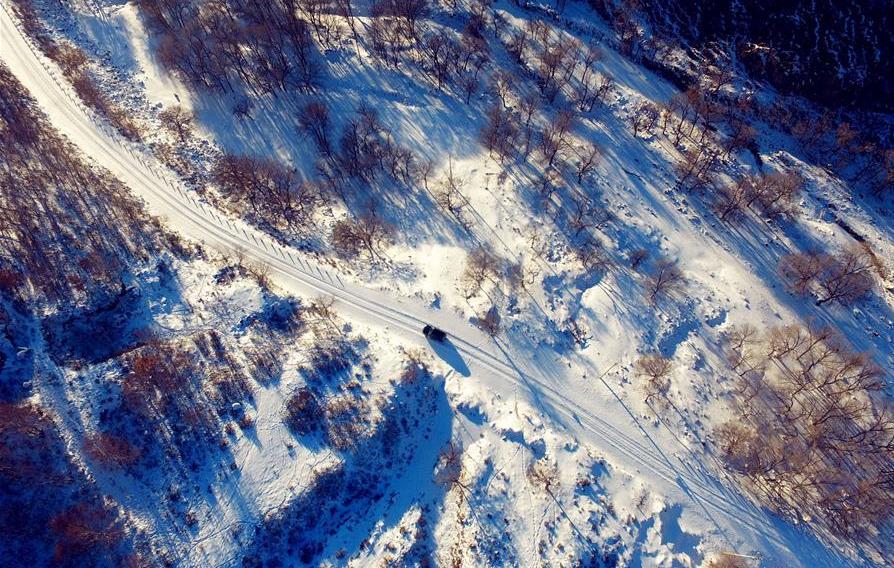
[3,0,893,565]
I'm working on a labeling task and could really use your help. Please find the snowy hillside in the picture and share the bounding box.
[1,0,893,566]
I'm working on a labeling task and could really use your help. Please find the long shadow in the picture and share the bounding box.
[427,337,471,377]
[239,372,454,566]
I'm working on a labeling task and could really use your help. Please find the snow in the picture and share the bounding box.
[3,0,892,565]
[112,3,191,111]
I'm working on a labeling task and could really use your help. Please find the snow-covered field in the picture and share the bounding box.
[2,0,893,566]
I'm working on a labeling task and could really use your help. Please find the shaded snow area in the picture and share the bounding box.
[2,0,894,566]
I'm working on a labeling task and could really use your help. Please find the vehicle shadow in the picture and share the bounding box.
[427,338,471,377]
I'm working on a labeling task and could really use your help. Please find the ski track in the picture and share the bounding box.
[0,4,848,564]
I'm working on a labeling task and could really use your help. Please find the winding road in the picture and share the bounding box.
[0,5,847,565]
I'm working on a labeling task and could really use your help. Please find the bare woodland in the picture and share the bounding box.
[718,324,893,545]
[0,64,164,306]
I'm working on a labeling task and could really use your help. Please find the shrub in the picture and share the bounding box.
[285,387,323,435]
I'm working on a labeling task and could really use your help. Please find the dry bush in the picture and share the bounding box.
[204,368,253,412]
[10,4,142,142]
[702,554,756,568]
[628,248,650,271]
[324,393,372,451]
[306,296,341,339]
[434,441,465,487]
[400,348,431,384]
[716,324,894,544]
[527,458,559,495]
[285,387,323,435]
[49,500,126,564]
[56,42,141,140]
[84,433,141,468]
[120,340,221,452]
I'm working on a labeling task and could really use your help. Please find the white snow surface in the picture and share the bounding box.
[4,1,892,565]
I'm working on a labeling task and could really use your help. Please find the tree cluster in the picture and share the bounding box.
[718,324,893,543]
[713,172,802,222]
[0,401,140,566]
[212,153,322,236]
[779,245,875,306]
[137,0,322,94]
[0,63,162,307]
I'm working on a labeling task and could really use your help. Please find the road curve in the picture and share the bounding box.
[0,5,845,564]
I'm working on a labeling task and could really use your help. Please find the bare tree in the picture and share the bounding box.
[158,105,194,142]
[779,251,825,296]
[815,245,874,305]
[567,194,612,238]
[565,316,591,348]
[434,157,467,215]
[331,211,394,260]
[490,70,515,109]
[712,176,751,222]
[635,353,673,405]
[417,155,435,191]
[538,109,574,168]
[518,94,541,158]
[306,296,341,337]
[630,101,659,138]
[476,305,501,336]
[574,143,601,184]
[480,104,517,161]
[573,237,612,273]
[460,246,500,299]
[644,258,685,303]
[298,100,332,155]
[459,73,480,104]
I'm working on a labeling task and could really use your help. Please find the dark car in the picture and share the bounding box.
[423,324,447,342]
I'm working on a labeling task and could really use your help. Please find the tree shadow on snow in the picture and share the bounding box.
[240,373,455,566]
